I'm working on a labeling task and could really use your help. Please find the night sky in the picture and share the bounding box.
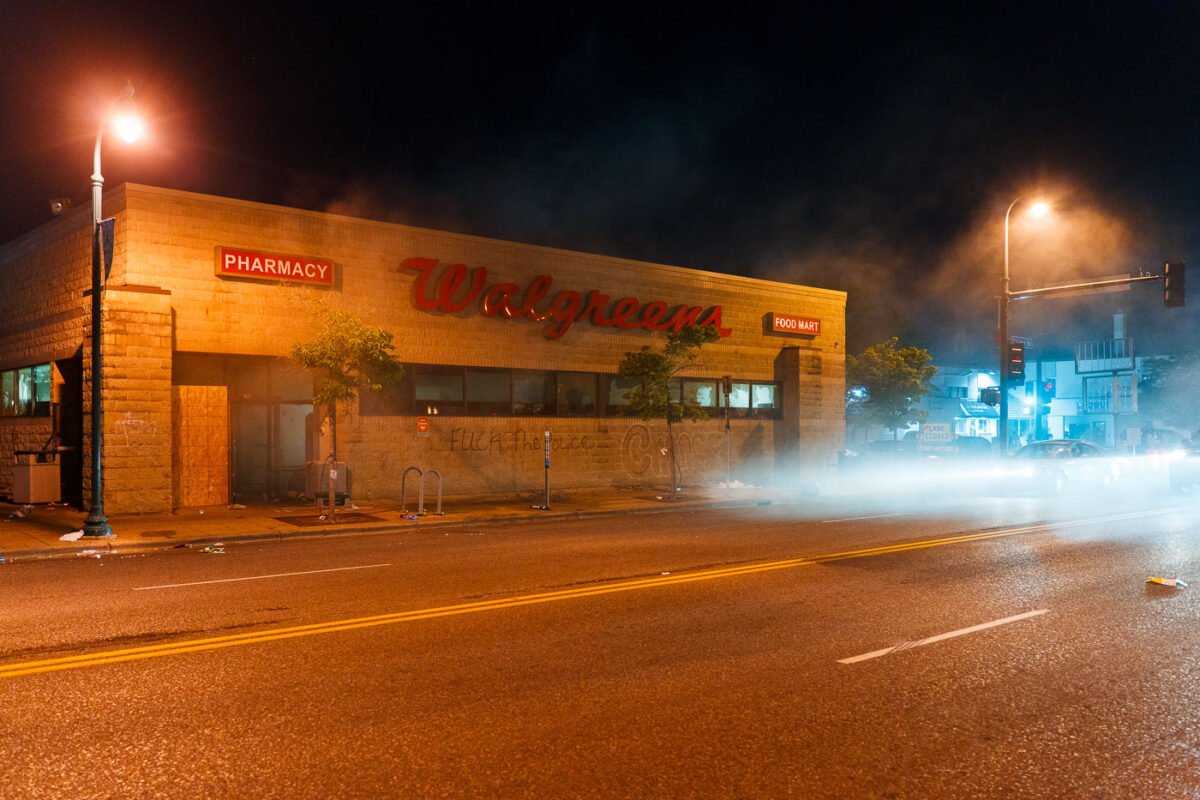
[3,1,1199,360]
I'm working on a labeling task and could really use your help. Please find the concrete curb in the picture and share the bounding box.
[0,495,778,561]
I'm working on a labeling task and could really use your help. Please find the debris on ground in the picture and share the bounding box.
[201,544,225,554]
[228,504,246,510]
[172,543,192,549]
[59,530,84,542]
[1147,576,1189,588]
[9,504,33,519]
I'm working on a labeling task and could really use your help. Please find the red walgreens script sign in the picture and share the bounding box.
[771,313,821,335]
[217,247,335,286]
[401,257,733,340]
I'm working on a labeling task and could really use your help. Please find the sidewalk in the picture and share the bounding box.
[0,485,782,561]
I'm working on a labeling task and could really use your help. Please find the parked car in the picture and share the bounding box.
[1004,439,1121,494]
[1169,439,1200,493]
[954,436,995,458]
[864,439,919,460]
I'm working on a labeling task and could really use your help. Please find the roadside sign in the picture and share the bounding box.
[417,416,429,434]
[920,423,954,453]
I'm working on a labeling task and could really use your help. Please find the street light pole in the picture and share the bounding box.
[82,85,140,538]
[82,117,113,538]
[998,198,1018,456]
[999,196,1049,455]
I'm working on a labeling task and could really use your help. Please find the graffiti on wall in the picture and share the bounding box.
[619,424,726,479]
[115,414,159,446]
[449,428,598,455]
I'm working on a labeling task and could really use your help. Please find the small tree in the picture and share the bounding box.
[290,307,404,506]
[846,337,936,439]
[618,325,721,497]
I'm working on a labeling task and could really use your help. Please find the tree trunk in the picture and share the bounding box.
[667,418,681,499]
[328,401,337,519]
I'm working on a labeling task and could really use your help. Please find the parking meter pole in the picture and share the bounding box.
[723,376,732,486]
[542,430,550,510]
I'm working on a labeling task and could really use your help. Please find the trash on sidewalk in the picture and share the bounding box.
[172,543,192,549]
[59,530,85,542]
[9,504,33,519]
[201,544,225,554]
[228,503,246,510]
[1147,576,1189,588]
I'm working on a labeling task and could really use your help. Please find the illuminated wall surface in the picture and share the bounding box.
[0,185,846,512]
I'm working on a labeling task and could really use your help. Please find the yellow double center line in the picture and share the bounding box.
[0,508,1171,679]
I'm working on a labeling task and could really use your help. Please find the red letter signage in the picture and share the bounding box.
[217,247,335,286]
[400,258,733,340]
[770,313,821,336]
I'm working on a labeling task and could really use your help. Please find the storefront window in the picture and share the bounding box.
[415,367,464,415]
[358,368,412,416]
[603,376,634,415]
[682,379,719,409]
[514,370,554,416]
[726,382,750,416]
[16,368,33,416]
[33,364,51,416]
[350,363,780,420]
[1,370,14,416]
[752,383,777,411]
[557,372,597,416]
[467,369,510,416]
[0,364,51,417]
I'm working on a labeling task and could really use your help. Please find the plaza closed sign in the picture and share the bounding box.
[920,423,954,453]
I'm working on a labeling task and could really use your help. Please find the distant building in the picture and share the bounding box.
[922,320,1181,453]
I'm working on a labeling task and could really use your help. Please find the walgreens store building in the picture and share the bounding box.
[0,185,846,513]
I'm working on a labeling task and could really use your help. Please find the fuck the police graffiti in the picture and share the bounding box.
[450,429,597,454]
[401,257,732,340]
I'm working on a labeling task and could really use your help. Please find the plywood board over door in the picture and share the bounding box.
[172,385,229,507]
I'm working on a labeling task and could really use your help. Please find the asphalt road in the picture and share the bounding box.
[3,489,1200,798]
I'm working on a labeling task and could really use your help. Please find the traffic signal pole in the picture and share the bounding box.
[1000,262,1182,454]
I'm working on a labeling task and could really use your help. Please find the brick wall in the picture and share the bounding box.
[346,411,775,498]
[1,184,847,510]
[83,288,173,512]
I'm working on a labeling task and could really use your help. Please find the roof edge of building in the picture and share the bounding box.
[123,183,848,304]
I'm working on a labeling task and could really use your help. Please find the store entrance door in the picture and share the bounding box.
[231,402,313,503]
[232,404,270,502]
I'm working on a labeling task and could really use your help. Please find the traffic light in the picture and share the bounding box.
[1007,342,1026,381]
[1165,261,1186,307]
[1038,379,1055,415]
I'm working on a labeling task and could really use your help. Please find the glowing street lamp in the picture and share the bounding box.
[998,196,1050,455]
[82,83,143,539]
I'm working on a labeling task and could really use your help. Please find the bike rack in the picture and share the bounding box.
[400,466,445,516]
[421,469,444,515]
[400,466,423,514]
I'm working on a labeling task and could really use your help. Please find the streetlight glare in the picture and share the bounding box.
[112,112,143,144]
[1027,200,1050,218]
